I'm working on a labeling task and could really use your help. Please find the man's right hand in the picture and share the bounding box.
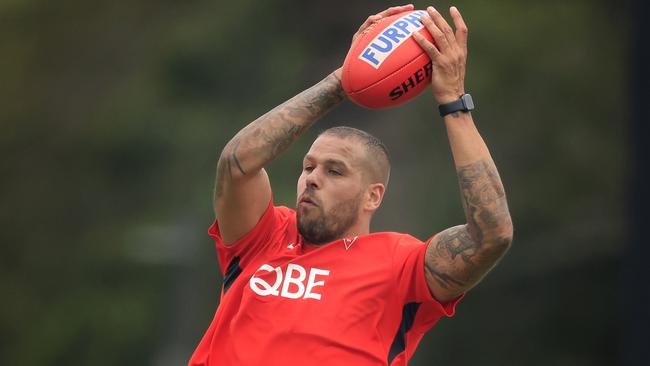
[334,4,414,100]
[349,4,415,46]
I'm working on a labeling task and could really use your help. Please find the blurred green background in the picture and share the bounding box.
[0,0,632,365]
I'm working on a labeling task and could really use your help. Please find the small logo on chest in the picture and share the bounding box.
[343,236,358,250]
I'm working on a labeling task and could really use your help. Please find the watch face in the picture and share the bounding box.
[462,94,475,110]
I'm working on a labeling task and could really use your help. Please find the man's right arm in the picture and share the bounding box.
[214,70,345,245]
[214,4,417,245]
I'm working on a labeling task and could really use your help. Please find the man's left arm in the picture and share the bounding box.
[413,6,514,303]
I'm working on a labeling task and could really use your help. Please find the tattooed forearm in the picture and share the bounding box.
[214,72,344,198]
[422,112,514,300]
[457,160,511,243]
[423,160,513,299]
[228,72,343,170]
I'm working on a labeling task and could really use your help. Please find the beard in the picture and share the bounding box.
[296,193,362,245]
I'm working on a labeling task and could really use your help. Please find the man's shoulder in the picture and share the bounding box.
[369,231,425,243]
[365,231,426,249]
[272,205,296,223]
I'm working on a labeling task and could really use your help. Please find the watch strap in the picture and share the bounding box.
[438,94,474,117]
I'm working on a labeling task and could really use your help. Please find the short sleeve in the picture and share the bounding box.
[208,199,293,276]
[392,235,463,324]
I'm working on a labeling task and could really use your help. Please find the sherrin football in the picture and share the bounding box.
[342,10,435,109]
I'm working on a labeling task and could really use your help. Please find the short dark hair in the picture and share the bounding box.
[319,126,391,186]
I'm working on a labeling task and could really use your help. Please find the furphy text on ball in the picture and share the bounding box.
[358,10,427,69]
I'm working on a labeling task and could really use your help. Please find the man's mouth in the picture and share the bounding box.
[299,196,318,207]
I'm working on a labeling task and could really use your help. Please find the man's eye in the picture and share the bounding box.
[328,170,341,176]
[304,166,314,172]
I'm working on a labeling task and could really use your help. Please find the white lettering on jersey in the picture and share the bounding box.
[281,263,306,299]
[304,268,329,300]
[249,263,330,300]
[249,264,283,296]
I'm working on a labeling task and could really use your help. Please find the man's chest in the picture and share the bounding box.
[225,239,399,333]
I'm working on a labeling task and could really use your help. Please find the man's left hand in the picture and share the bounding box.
[413,6,468,105]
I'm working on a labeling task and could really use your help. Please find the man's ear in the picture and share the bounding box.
[364,183,385,212]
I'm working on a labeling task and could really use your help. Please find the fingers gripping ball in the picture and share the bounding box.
[342,10,435,109]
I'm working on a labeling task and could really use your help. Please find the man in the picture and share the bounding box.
[189,4,513,366]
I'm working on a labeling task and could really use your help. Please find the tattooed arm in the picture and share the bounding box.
[214,71,344,245]
[423,120,513,302]
[413,7,513,302]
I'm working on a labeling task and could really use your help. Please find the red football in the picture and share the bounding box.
[342,10,434,109]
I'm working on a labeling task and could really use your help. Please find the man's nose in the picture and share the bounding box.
[305,168,321,189]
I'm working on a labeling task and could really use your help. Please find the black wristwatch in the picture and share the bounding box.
[438,94,475,117]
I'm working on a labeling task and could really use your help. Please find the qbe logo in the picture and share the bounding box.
[249,263,330,300]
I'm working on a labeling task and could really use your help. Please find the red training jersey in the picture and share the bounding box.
[189,201,462,366]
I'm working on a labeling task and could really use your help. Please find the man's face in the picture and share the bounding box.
[296,134,367,245]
